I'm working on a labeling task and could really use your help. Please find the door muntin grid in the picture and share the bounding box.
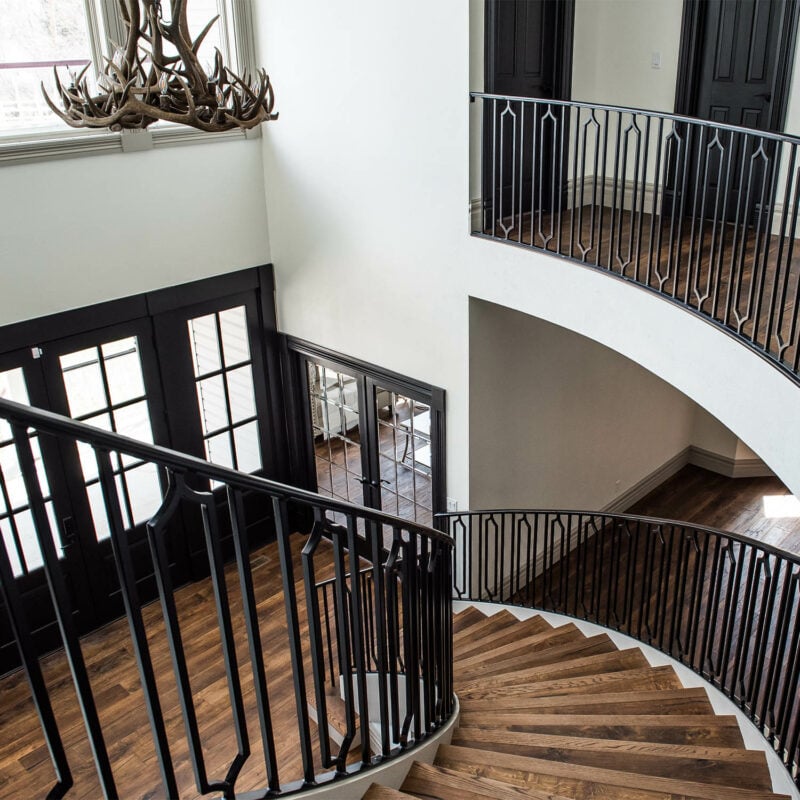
[188,306,262,475]
[376,390,433,528]
[59,337,161,540]
[0,367,60,576]
[308,362,365,506]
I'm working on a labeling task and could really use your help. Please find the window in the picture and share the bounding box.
[0,0,259,163]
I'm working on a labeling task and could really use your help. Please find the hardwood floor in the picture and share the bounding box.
[487,205,800,371]
[0,534,335,800]
[626,464,800,555]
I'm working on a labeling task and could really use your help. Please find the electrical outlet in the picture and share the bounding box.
[446,497,459,512]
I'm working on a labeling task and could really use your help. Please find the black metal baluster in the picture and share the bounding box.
[369,520,391,758]
[0,522,73,799]
[11,423,118,799]
[272,497,316,784]
[95,448,177,798]
[343,517,371,767]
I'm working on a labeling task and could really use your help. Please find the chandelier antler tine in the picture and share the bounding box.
[42,0,277,132]
[192,16,220,55]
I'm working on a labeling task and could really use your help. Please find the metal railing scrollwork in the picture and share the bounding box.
[472,92,800,386]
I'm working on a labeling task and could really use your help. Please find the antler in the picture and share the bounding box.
[42,0,277,132]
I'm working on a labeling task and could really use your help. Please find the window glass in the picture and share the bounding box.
[0,0,93,133]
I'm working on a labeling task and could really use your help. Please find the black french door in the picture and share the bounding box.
[0,320,180,673]
[287,341,446,531]
[0,347,97,668]
[0,266,284,675]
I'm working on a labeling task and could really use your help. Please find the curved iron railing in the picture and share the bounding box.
[0,397,454,799]
[441,508,800,787]
[471,92,800,386]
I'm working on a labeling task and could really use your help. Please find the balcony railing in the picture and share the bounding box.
[442,508,800,788]
[0,397,454,798]
[472,93,800,386]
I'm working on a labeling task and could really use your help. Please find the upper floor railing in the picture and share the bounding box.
[471,92,800,386]
[441,508,800,788]
[0,396,454,799]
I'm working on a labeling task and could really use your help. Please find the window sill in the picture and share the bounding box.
[0,123,261,166]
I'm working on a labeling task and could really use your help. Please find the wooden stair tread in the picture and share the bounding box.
[453,610,520,644]
[456,648,651,693]
[435,744,789,800]
[453,613,553,659]
[360,610,782,800]
[457,687,715,715]
[455,622,588,672]
[452,713,746,747]
[456,643,657,692]
[449,729,772,791]
[401,761,574,800]
[457,632,620,683]
[451,606,487,635]
[458,664,682,700]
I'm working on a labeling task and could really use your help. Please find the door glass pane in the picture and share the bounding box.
[59,336,160,539]
[376,389,433,527]
[308,361,364,505]
[187,306,263,474]
[0,367,61,575]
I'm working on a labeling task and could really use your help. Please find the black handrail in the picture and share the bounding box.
[0,396,454,798]
[441,508,800,788]
[471,92,800,386]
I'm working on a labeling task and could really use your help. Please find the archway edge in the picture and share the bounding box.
[466,239,800,497]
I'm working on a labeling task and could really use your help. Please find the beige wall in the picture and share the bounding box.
[468,300,697,510]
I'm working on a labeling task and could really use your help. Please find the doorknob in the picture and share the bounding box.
[754,92,772,102]
[60,516,78,552]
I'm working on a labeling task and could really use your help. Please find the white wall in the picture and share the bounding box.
[256,0,800,505]
[0,138,270,324]
[572,0,684,111]
[469,300,696,510]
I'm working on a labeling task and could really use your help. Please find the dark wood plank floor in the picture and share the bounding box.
[487,205,800,370]
[0,534,337,800]
[627,464,800,555]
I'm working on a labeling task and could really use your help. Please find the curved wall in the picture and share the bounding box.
[256,0,800,504]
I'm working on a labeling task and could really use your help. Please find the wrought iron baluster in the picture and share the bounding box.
[11,423,118,799]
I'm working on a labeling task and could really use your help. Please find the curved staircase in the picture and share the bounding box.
[362,606,789,800]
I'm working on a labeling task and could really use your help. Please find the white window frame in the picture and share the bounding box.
[0,0,261,166]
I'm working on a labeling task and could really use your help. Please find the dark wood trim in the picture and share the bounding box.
[675,0,799,132]
[0,267,269,355]
[674,0,705,117]
[284,336,448,519]
[553,0,574,101]
[484,0,574,99]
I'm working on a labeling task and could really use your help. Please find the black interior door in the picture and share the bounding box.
[678,0,789,221]
[484,0,572,228]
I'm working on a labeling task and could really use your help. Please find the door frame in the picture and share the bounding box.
[484,0,575,99]
[674,0,800,130]
[283,337,447,528]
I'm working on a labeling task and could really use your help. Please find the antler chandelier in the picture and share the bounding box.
[42,0,277,132]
